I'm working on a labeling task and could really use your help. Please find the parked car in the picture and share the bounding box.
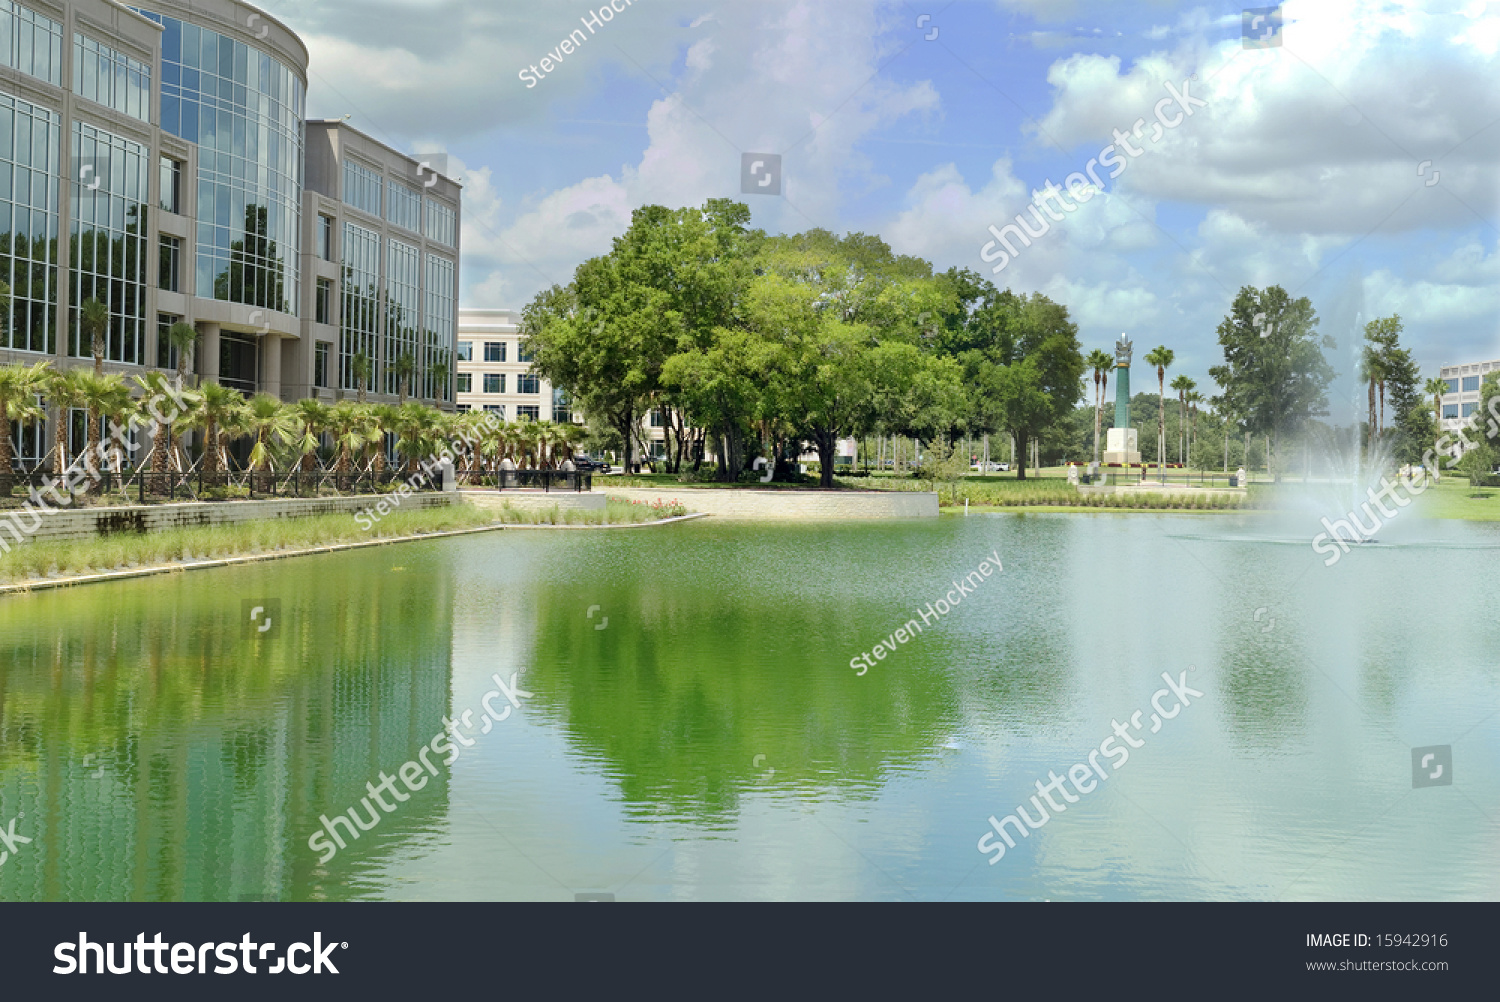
[572,456,613,473]
[970,461,1009,472]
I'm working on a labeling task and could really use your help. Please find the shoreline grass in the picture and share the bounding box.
[0,498,697,585]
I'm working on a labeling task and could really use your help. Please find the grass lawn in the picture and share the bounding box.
[1410,478,1500,521]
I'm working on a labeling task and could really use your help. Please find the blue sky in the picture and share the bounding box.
[264,0,1500,419]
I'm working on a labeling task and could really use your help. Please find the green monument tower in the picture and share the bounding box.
[1103,334,1141,464]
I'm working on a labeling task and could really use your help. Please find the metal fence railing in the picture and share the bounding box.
[0,467,442,507]
[453,469,592,492]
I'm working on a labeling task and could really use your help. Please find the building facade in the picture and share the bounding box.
[0,0,461,466]
[456,307,686,464]
[1438,357,1500,432]
[455,308,564,423]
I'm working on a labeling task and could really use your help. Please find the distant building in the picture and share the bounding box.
[456,308,568,424]
[1438,358,1500,432]
[457,307,694,466]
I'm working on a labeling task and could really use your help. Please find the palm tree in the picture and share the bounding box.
[1185,390,1204,469]
[132,371,178,475]
[350,351,373,405]
[387,402,422,474]
[513,417,540,469]
[43,367,89,476]
[553,421,587,469]
[326,402,366,477]
[1170,374,1195,464]
[1143,345,1174,480]
[76,371,131,484]
[80,298,109,375]
[191,381,247,478]
[428,359,450,402]
[0,361,48,496]
[392,351,416,406]
[367,403,400,473]
[242,394,295,481]
[167,321,200,386]
[1085,349,1113,465]
[289,398,333,472]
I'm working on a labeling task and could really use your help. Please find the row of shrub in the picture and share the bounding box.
[942,491,1250,510]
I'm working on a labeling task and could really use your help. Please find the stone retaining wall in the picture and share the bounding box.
[0,493,458,548]
[596,486,937,519]
[463,491,606,512]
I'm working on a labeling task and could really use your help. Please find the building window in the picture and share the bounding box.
[159,236,181,292]
[1462,376,1480,392]
[340,221,381,390]
[317,214,334,260]
[159,156,181,213]
[456,341,472,361]
[387,180,421,232]
[69,121,149,366]
[1446,378,1460,394]
[456,403,471,412]
[484,341,505,362]
[423,255,455,400]
[456,373,472,393]
[518,341,535,363]
[483,373,504,394]
[649,409,665,427]
[424,197,456,247]
[517,374,539,394]
[0,95,60,355]
[0,2,62,86]
[1462,402,1477,417]
[516,405,539,421]
[1443,404,1459,419]
[315,341,330,388]
[384,238,420,395]
[343,159,382,216]
[74,34,151,122]
[315,277,332,324]
[483,404,502,415]
[156,313,180,371]
[552,388,572,424]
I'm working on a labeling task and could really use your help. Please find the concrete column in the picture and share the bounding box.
[261,333,283,400]
[198,322,220,384]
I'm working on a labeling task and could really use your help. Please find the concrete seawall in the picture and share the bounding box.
[0,493,458,547]
[596,486,938,520]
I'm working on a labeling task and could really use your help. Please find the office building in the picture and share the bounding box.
[0,0,461,464]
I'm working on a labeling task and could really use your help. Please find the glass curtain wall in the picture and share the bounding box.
[423,254,454,401]
[69,122,149,365]
[340,221,380,391]
[384,238,418,396]
[0,94,59,354]
[134,9,303,315]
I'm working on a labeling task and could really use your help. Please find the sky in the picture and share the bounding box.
[262,0,1500,419]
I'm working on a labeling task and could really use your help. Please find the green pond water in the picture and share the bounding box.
[0,512,1497,901]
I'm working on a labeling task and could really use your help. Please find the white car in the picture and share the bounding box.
[970,462,1010,472]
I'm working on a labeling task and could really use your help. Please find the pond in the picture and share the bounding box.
[0,511,1496,900]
